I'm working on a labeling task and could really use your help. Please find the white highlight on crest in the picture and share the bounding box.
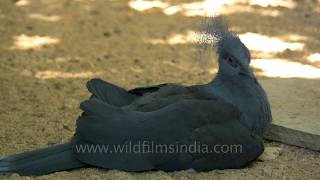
[251,59,320,78]
[11,34,60,50]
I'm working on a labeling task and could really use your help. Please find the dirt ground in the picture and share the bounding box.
[0,0,319,179]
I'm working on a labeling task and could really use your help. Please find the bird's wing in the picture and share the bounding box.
[125,84,216,112]
[86,79,175,106]
[85,79,199,111]
[86,78,136,106]
[73,97,263,171]
[128,83,169,96]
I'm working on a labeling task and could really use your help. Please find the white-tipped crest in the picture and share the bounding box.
[197,16,250,65]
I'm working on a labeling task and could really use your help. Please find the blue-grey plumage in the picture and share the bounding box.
[201,16,272,136]
[0,16,271,176]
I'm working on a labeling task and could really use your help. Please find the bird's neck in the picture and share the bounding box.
[205,72,259,117]
[205,72,271,137]
[207,72,250,92]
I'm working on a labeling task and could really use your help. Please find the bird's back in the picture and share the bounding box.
[124,84,217,112]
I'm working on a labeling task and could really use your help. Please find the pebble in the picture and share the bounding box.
[258,147,283,161]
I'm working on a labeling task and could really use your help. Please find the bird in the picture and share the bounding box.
[0,16,271,176]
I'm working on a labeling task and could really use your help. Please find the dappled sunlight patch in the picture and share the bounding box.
[307,53,320,63]
[129,0,290,17]
[28,14,61,22]
[222,5,280,17]
[208,68,218,74]
[129,0,168,11]
[239,33,304,53]
[145,31,305,56]
[11,34,60,50]
[164,0,236,16]
[15,0,30,7]
[280,34,307,42]
[251,59,320,78]
[146,30,219,45]
[247,0,295,8]
[34,71,101,79]
[75,0,94,2]
[129,0,236,16]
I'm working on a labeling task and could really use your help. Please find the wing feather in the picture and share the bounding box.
[74,98,263,171]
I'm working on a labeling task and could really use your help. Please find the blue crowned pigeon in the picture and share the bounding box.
[0,16,271,176]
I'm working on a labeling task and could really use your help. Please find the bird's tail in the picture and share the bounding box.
[0,142,85,176]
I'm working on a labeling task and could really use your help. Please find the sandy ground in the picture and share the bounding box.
[0,0,319,179]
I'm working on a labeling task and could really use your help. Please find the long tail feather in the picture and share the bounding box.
[0,142,85,176]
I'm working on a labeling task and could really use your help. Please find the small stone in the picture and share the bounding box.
[134,58,140,64]
[258,146,282,161]
[11,173,20,177]
[47,140,57,146]
[304,13,311,18]
[103,32,111,37]
[25,26,33,30]
[113,27,122,34]
[63,125,72,131]
[104,54,111,59]
[69,58,80,63]
[215,170,225,174]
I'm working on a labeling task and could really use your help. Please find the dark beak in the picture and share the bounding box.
[239,67,253,77]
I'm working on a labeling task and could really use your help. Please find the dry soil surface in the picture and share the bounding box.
[0,0,319,179]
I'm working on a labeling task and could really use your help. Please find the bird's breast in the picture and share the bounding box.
[209,78,271,136]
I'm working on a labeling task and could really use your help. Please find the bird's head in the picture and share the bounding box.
[217,34,252,77]
[199,16,253,78]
